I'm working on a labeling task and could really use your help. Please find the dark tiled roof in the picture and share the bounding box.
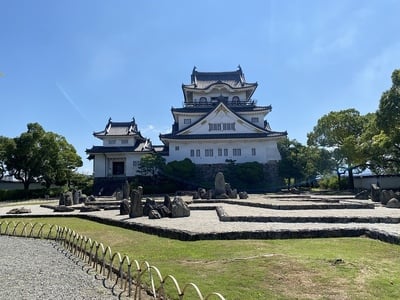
[171,104,271,114]
[93,118,142,137]
[185,66,256,89]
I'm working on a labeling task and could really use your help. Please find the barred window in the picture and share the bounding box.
[208,122,235,131]
[252,148,256,156]
[233,148,241,156]
[190,149,195,157]
[196,149,201,157]
[218,148,222,156]
[224,149,228,156]
[205,149,213,157]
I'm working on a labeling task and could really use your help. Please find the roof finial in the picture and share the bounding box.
[132,117,135,124]
[108,117,112,123]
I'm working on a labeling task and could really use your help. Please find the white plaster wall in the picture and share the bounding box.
[166,139,281,164]
[92,152,147,177]
[101,136,136,146]
[93,154,106,178]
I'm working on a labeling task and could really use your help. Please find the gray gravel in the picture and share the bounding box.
[0,236,120,300]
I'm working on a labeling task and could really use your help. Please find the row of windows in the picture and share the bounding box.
[196,95,240,103]
[209,122,236,131]
[108,139,129,145]
[189,148,256,157]
[183,118,260,128]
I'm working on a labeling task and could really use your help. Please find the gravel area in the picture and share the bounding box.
[0,236,120,300]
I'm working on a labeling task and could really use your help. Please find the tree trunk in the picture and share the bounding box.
[336,171,341,190]
[348,167,354,190]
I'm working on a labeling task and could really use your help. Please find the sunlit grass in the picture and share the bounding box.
[1,217,400,299]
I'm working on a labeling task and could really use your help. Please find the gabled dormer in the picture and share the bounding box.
[182,66,258,107]
[93,117,144,147]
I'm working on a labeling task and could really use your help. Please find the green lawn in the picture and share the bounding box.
[2,217,400,299]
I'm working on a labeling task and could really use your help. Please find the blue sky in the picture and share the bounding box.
[1,1,399,174]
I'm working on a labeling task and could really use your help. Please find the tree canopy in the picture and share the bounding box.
[373,69,400,172]
[307,109,368,188]
[1,123,82,192]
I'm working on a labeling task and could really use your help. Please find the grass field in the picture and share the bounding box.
[1,216,400,299]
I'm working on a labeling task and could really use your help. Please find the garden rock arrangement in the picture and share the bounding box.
[118,186,190,219]
[370,184,400,208]
[58,190,89,206]
[192,172,248,200]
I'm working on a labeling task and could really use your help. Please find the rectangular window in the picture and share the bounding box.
[251,148,256,156]
[196,149,201,157]
[184,118,191,125]
[233,148,241,156]
[190,149,194,157]
[224,148,228,156]
[121,139,128,144]
[205,149,213,157]
[251,117,259,123]
[175,146,179,151]
[109,140,116,145]
[218,148,222,156]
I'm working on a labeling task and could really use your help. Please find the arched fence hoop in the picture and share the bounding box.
[0,220,225,299]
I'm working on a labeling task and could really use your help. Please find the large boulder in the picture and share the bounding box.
[120,199,130,215]
[387,198,400,208]
[171,196,190,218]
[143,198,156,216]
[380,190,395,205]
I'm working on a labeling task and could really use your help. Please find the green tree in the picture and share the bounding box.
[374,69,400,172]
[307,109,367,189]
[278,138,333,188]
[137,153,165,177]
[40,132,83,188]
[3,123,82,193]
[0,136,13,179]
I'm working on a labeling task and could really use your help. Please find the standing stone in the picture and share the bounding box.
[115,189,123,201]
[64,191,73,206]
[370,184,380,202]
[138,186,143,199]
[59,193,65,206]
[171,196,190,218]
[164,195,172,211]
[123,180,130,199]
[129,189,143,218]
[120,199,130,215]
[73,190,80,205]
[214,172,227,196]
